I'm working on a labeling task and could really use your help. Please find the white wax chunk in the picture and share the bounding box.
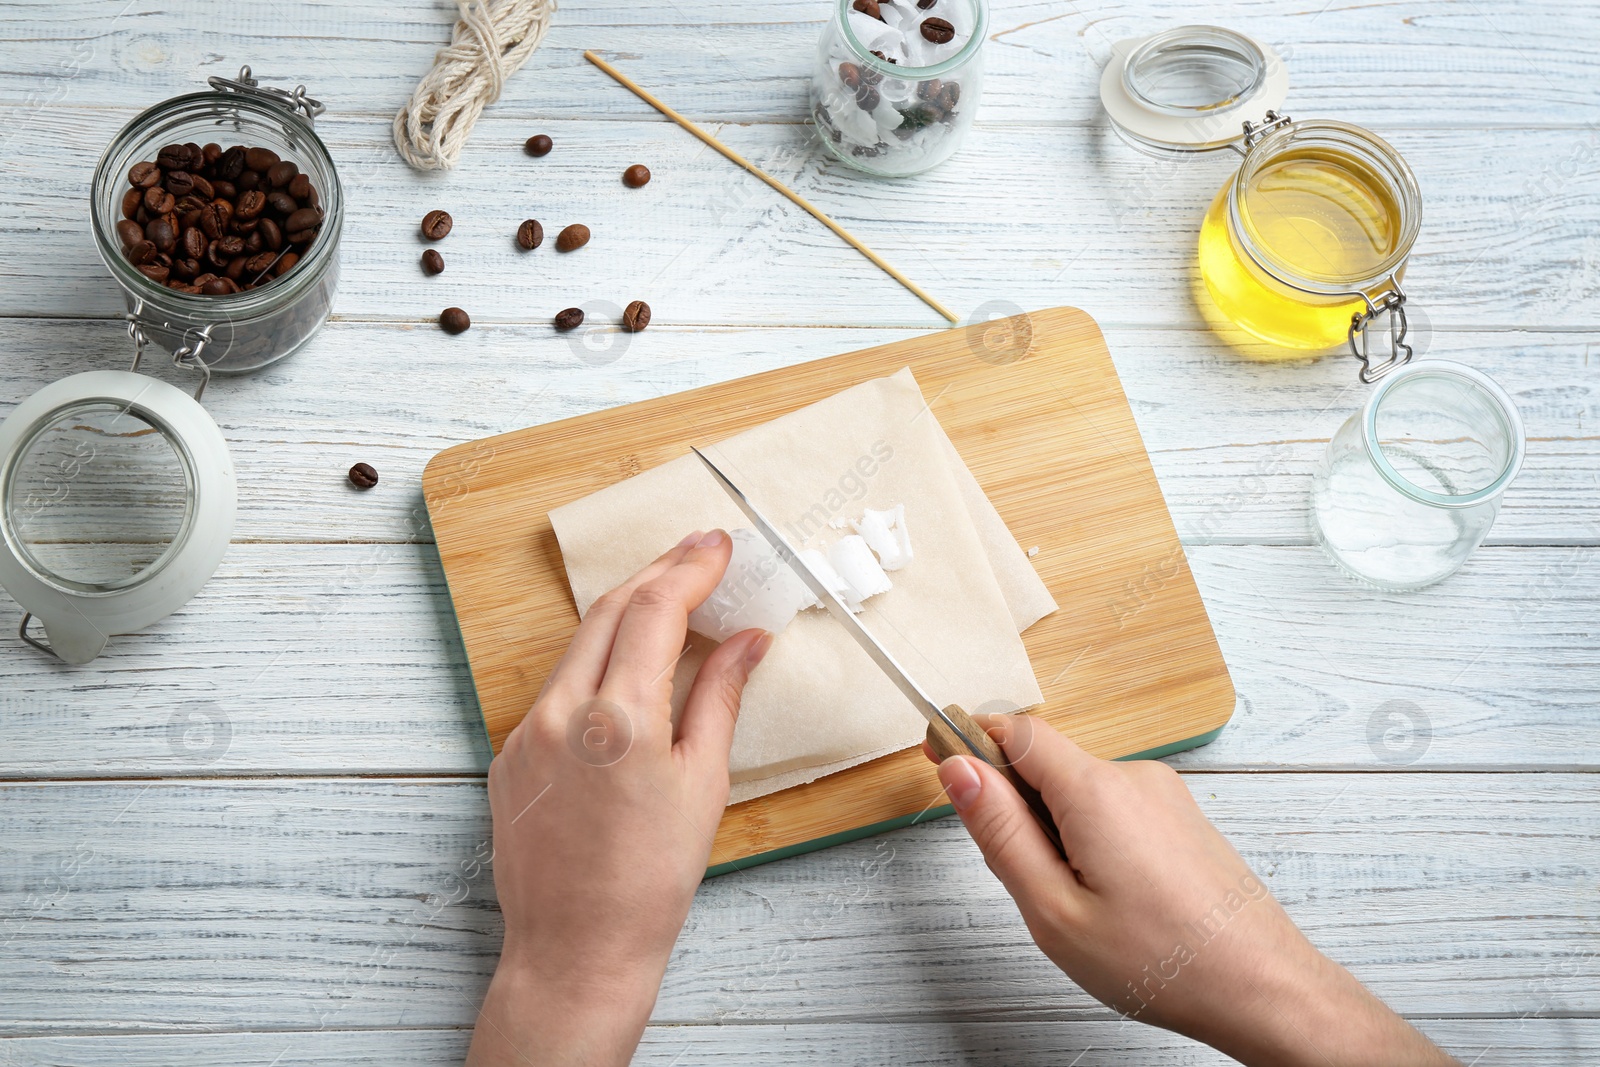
[847,8,899,54]
[828,534,893,610]
[795,548,855,610]
[851,504,913,570]
[687,528,813,642]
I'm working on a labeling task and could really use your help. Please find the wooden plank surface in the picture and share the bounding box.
[0,774,1594,1034]
[0,0,1595,1061]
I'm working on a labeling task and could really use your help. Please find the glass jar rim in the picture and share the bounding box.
[1227,118,1422,295]
[1122,25,1266,118]
[835,0,988,78]
[91,89,343,321]
[1360,360,1525,509]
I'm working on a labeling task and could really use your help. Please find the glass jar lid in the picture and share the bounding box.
[0,370,236,663]
[1100,26,1289,154]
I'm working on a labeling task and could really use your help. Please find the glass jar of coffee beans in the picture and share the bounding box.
[90,68,342,374]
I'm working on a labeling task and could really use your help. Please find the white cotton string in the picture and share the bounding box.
[393,0,557,171]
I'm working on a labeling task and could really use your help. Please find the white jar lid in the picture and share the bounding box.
[0,370,235,664]
[1100,25,1289,154]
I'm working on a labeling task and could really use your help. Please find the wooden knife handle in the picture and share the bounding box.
[926,705,1066,857]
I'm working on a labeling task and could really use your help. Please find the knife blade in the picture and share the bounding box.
[691,446,1066,856]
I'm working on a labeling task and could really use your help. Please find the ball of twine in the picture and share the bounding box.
[393,0,557,171]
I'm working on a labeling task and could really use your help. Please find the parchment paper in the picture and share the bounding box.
[548,368,1057,803]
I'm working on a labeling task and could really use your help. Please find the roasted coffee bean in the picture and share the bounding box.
[217,235,246,258]
[245,230,265,254]
[288,225,318,247]
[553,307,584,331]
[555,223,590,252]
[304,184,320,210]
[146,217,177,254]
[199,204,223,240]
[258,217,283,251]
[920,16,955,42]
[225,256,247,281]
[287,173,312,201]
[421,209,453,241]
[267,160,298,188]
[852,0,883,19]
[231,216,260,236]
[207,240,230,269]
[622,163,651,188]
[218,146,247,181]
[348,462,380,489]
[202,142,223,166]
[189,174,215,200]
[421,248,445,275]
[267,191,298,216]
[516,218,544,250]
[156,143,188,170]
[172,259,201,281]
[286,207,321,235]
[937,82,960,111]
[524,134,553,157]
[439,307,471,334]
[917,0,935,7]
[129,161,161,188]
[169,281,202,295]
[245,146,280,172]
[201,277,238,295]
[245,252,279,276]
[165,171,194,197]
[144,187,175,215]
[237,169,260,192]
[917,78,942,101]
[137,262,170,283]
[870,48,896,64]
[121,187,143,219]
[193,271,217,287]
[236,190,266,220]
[856,84,881,111]
[622,300,651,332]
[181,226,208,260]
[839,62,862,90]
[274,252,299,276]
[211,179,236,201]
[116,219,145,249]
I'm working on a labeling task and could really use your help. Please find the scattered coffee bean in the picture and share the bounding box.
[348,462,380,490]
[853,0,883,19]
[421,248,445,275]
[516,218,544,250]
[421,209,453,241]
[921,16,955,43]
[440,307,471,334]
[524,134,553,157]
[623,164,651,188]
[555,223,590,252]
[553,307,584,331]
[622,300,651,332]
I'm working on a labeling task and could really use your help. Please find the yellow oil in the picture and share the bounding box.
[1197,145,1406,351]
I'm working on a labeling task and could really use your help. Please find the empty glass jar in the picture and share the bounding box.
[1310,361,1525,590]
[811,0,987,176]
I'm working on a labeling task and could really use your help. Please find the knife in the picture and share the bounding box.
[692,447,1065,856]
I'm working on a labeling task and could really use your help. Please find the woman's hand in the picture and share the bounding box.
[928,715,1458,1067]
[467,529,771,1067]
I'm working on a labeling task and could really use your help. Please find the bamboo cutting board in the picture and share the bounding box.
[423,308,1234,874]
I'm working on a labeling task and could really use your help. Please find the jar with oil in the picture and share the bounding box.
[1197,120,1420,351]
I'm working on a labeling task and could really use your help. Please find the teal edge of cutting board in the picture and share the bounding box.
[701,726,1226,878]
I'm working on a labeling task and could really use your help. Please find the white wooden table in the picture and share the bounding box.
[1,1,1596,1063]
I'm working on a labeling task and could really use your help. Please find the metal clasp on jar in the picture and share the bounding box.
[1348,283,1413,384]
[207,66,324,125]
[126,298,214,402]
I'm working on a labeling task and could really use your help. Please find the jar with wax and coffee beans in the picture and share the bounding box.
[811,0,987,176]
[91,66,342,376]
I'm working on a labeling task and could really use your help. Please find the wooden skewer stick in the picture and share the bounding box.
[583,50,959,325]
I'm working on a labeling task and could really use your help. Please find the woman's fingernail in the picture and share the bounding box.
[744,630,774,669]
[677,530,704,549]
[696,529,726,548]
[940,756,983,812]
